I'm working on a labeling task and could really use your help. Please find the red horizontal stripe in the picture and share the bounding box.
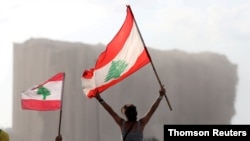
[21,99,61,111]
[32,72,64,90]
[47,72,64,82]
[95,7,134,69]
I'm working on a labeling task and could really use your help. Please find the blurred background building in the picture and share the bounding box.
[12,38,237,141]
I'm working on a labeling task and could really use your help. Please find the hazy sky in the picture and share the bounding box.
[0,0,250,128]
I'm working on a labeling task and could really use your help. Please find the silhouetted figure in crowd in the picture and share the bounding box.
[55,134,62,141]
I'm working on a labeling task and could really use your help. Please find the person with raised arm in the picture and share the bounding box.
[95,88,166,141]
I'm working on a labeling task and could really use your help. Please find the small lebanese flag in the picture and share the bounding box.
[21,72,65,111]
[82,5,151,98]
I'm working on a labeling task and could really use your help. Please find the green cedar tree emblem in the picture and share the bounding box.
[105,60,128,82]
[37,86,51,100]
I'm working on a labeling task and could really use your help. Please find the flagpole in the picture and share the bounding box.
[56,73,65,141]
[58,105,63,135]
[127,5,172,111]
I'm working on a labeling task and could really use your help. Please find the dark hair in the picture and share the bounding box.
[121,104,137,121]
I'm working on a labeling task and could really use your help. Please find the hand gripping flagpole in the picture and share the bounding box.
[55,73,65,141]
[127,5,172,111]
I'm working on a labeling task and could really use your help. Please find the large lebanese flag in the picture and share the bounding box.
[21,72,65,111]
[82,5,151,98]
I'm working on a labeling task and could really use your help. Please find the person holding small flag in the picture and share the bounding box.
[95,88,166,141]
[55,134,62,141]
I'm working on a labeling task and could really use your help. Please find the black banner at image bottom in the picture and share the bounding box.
[164,125,249,138]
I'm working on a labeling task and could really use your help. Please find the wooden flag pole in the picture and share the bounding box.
[127,5,172,111]
[55,73,65,141]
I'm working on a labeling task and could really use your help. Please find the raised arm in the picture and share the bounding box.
[95,92,124,126]
[140,87,166,127]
